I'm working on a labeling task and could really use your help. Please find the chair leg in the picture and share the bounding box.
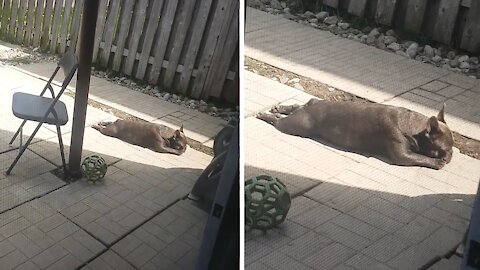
[6,121,43,175]
[56,125,68,178]
[9,119,28,145]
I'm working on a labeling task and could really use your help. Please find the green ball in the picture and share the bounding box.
[81,155,107,182]
[245,175,291,231]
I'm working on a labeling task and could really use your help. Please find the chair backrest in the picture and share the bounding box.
[58,51,78,88]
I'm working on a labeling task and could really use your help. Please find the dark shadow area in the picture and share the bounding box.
[0,125,218,269]
[244,165,476,269]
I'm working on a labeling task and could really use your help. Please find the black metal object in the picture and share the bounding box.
[7,52,77,178]
[462,181,480,270]
[213,112,238,157]
[68,0,100,178]
[191,151,228,210]
[191,112,238,209]
[195,123,239,270]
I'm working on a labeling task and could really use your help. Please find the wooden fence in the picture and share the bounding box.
[0,0,239,103]
[320,0,480,54]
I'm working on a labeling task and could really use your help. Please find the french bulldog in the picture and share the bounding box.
[257,99,454,170]
[93,119,187,155]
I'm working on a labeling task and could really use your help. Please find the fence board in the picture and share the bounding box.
[111,0,134,71]
[0,0,238,101]
[206,1,239,98]
[147,0,178,84]
[9,0,18,40]
[461,0,480,52]
[49,0,64,53]
[24,0,35,44]
[40,0,54,50]
[322,0,339,8]
[177,0,213,93]
[432,0,461,45]
[340,0,350,10]
[163,0,196,89]
[403,0,428,35]
[68,0,83,52]
[135,0,164,80]
[99,0,122,66]
[59,0,73,53]
[1,0,11,37]
[347,0,368,17]
[123,0,148,75]
[191,0,236,98]
[92,0,109,62]
[32,0,44,47]
[376,0,397,26]
[16,0,26,43]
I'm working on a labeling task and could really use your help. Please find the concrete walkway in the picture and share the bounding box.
[0,61,216,269]
[245,7,480,141]
[15,61,227,147]
[245,70,480,270]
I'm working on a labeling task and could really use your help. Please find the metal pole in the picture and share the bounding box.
[68,0,100,178]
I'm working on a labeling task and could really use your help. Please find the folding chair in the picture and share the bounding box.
[6,52,78,178]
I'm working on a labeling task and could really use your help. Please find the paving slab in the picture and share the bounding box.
[245,7,480,141]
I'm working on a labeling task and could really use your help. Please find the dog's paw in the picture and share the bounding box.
[433,158,446,170]
[256,112,278,125]
[269,106,280,114]
[256,112,269,118]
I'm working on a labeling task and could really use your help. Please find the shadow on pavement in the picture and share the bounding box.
[244,165,476,270]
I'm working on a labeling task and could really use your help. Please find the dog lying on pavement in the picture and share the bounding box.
[257,99,454,170]
[93,119,188,155]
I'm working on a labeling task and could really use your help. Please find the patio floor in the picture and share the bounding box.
[245,7,480,270]
[244,70,480,270]
[0,55,224,269]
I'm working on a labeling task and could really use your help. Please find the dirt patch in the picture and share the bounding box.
[245,57,369,103]
[245,57,480,161]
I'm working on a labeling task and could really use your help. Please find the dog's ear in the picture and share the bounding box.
[179,124,184,133]
[405,135,420,152]
[437,103,446,123]
[426,116,440,134]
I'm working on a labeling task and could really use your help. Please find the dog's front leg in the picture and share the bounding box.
[162,147,184,155]
[388,142,446,170]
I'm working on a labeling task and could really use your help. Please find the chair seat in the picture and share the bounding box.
[12,92,68,125]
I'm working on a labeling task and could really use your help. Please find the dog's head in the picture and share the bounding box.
[414,104,454,163]
[169,125,188,154]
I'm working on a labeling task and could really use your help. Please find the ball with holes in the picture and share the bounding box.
[81,155,107,182]
[245,175,291,231]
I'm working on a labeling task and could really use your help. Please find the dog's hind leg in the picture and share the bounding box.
[270,104,300,115]
[92,121,120,138]
[274,109,315,137]
[256,112,282,125]
[92,120,118,131]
